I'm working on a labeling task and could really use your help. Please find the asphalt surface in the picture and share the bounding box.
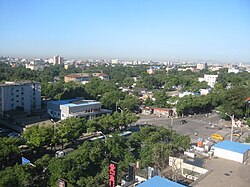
[137,113,239,142]
[194,158,250,187]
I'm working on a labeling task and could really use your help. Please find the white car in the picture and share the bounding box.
[8,132,20,138]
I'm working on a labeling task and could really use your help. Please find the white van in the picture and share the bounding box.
[55,148,74,157]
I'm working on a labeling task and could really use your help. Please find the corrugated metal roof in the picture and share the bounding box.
[136,176,186,187]
[213,140,250,154]
[49,99,101,107]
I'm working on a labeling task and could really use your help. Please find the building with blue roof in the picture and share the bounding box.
[136,176,186,187]
[212,140,250,163]
[47,98,111,120]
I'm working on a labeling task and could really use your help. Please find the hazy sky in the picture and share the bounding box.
[0,0,249,62]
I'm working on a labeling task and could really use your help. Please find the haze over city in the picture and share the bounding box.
[0,0,250,62]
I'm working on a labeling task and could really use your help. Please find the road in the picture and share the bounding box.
[136,113,238,142]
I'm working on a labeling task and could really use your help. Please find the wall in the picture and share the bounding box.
[169,156,208,180]
[213,147,243,163]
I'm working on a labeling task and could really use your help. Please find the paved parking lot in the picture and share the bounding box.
[137,113,239,141]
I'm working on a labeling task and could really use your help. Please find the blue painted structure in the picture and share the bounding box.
[213,140,250,154]
[136,176,186,187]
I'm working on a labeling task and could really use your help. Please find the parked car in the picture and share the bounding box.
[179,120,187,125]
[8,132,21,138]
[212,133,224,141]
[55,148,74,157]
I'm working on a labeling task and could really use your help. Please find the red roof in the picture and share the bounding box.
[245,97,250,101]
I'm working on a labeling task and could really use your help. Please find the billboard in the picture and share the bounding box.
[109,161,118,187]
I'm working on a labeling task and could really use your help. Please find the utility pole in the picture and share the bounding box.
[225,113,234,141]
[170,116,174,129]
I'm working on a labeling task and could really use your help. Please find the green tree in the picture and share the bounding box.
[23,125,53,150]
[56,118,86,148]
[220,86,250,118]
[0,137,21,168]
[154,90,168,108]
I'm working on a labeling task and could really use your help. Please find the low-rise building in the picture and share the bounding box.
[25,59,46,71]
[153,108,173,117]
[64,73,109,84]
[92,73,109,80]
[198,74,218,88]
[64,73,90,84]
[228,68,241,74]
[47,98,111,120]
[179,91,194,98]
[141,107,173,117]
[211,140,250,163]
[199,88,211,95]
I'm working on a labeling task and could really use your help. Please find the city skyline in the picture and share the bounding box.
[0,0,250,62]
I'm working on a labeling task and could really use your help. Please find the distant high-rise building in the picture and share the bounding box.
[53,55,63,65]
[196,63,208,70]
[0,81,41,114]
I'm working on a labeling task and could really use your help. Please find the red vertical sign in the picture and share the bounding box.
[109,161,118,187]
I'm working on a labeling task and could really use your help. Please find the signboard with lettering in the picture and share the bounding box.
[109,161,118,187]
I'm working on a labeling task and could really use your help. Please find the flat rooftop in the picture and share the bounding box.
[0,81,40,87]
[213,140,250,154]
[194,158,250,187]
[49,99,101,107]
[137,176,186,187]
[65,73,90,78]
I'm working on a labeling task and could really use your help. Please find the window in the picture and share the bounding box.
[21,92,23,95]
[16,89,19,92]
[16,95,19,97]
[11,98,14,101]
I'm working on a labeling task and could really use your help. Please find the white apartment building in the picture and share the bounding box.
[0,81,41,115]
[198,74,218,88]
[47,98,111,120]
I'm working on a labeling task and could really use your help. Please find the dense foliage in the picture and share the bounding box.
[0,126,190,187]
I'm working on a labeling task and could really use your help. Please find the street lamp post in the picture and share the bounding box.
[225,113,234,141]
[96,131,107,141]
[96,131,107,156]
